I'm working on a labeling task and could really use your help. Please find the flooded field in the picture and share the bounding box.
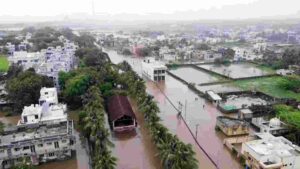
[198,63,271,79]
[196,84,241,93]
[220,94,269,109]
[169,67,220,84]
[106,49,243,169]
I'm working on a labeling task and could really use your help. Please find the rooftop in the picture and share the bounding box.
[245,133,300,158]
[217,116,249,127]
[0,121,73,147]
[107,95,136,122]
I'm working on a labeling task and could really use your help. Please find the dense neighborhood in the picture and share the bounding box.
[0,18,300,169]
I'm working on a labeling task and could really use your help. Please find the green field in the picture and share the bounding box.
[0,55,9,72]
[233,76,300,101]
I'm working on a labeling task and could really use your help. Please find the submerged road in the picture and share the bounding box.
[106,49,243,169]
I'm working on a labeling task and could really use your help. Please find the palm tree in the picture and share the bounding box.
[94,150,117,169]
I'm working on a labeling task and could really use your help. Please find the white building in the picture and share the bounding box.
[39,87,58,105]
[0,87,74,169]
[0,120,75,169]
[36,43,77,88]
[251,117,289,135]
[18,87,67,125]
[142,57,167,81]
[8,42,77,88]
[242,133,300,169]
[8,51,41,70]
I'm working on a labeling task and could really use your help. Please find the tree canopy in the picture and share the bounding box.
[5,70,54,113]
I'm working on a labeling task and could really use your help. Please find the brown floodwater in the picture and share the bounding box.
[111,99,162,169]
[106,49,243,169]
[0,112,20,125]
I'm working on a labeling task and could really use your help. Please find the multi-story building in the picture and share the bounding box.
[0,87,74,168]
[18,87,67,126]
[0,121,75,169]
[36,43,77,88]
[242,133,300,169]
[8,42,77,88]
[142,57,167,81]
[8,51,41,70]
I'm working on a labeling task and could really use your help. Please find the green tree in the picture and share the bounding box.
[6,70,53,113]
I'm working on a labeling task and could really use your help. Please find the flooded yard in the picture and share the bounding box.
[196,84,241,93]
[106,49,243,169]
[219,94,269,110]
[198,63,272,79]
[169,67,220,85]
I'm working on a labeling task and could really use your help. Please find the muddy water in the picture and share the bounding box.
[113,99,162,169]
[169,67,219,84]
[106,49,243,169]
[199,63,271,78]
[0,112,20,125]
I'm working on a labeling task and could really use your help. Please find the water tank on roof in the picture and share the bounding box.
[269,118,281,127]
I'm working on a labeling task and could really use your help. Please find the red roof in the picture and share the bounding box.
[107,95,136,122]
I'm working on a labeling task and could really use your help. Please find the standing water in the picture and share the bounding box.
[105,49,243,169]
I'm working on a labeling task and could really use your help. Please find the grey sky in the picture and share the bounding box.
[0,0,300,21]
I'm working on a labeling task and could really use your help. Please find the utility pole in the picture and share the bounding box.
[178,101,183,117]
[195,124,199,139]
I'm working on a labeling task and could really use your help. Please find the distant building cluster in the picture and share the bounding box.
[7,42,78,88]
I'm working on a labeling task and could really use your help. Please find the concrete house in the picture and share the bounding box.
[242,133,300,169]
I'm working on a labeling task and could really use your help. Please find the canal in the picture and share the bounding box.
[106,49,243,169]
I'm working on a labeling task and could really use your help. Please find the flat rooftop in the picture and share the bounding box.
[0,121,73,147]
[217,116,249,127]
[245,133,300,157]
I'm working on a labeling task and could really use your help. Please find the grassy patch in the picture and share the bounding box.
[233,76,300,101]
[274,104,300,129]
[0,55,9,72]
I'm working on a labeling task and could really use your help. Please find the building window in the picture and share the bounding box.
[35,115,38,119]
[14,148,20,152]
[49,153,55,157]
[0,149,4,153]
[154,70,158,74]
[38,144,43,147]
[23,146,29,150]
[47,142,52,145]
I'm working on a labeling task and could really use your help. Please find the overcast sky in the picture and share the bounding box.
[0,0,300,20]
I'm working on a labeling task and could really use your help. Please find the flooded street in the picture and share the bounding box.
[110,99,162,169]
[106,49,243,169]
